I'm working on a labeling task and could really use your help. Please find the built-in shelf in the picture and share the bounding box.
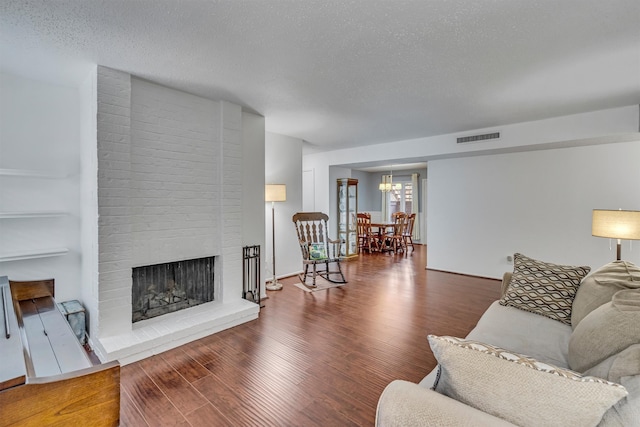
[0,169,73,263]
[0,211,69,219]
[0,248,69,263]
[0,168,69,179]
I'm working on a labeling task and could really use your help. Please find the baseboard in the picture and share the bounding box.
[425,267,501,282]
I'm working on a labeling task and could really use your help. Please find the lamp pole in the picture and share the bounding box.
[266,200,282,290]
[265,184,286,291]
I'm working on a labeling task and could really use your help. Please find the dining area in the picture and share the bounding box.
[357,212,416,254]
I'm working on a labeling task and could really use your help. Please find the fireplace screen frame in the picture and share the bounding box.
[132,256,216,323]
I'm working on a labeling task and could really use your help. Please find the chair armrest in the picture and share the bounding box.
[376,380,515,427]
[328,238,344,258]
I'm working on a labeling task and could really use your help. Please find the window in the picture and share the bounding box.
[389,181,412,215]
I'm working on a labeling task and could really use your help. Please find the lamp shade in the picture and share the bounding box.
[592,209,640,240]
[265,184,286,202]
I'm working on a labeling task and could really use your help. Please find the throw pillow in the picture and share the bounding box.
[500,253,591,325]
[572,260,640,329]
[428,335,627,427]
[569,289,640,372]
[308,243,328,260]
[583,344,640,384]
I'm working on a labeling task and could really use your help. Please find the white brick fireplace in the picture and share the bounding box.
[83,67,259,364]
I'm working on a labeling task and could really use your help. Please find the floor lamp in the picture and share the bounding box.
[266,184,286,290]
[592,209,640,260]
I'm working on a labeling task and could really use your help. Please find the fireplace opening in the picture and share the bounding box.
[132,256,216,323]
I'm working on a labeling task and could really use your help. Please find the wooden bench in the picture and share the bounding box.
[0,276,120,426]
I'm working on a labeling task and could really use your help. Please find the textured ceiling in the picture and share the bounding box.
[1,0,639,151]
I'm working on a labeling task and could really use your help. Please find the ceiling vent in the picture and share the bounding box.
[457,132,500,144]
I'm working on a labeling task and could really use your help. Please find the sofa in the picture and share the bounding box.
[376,254,640,427]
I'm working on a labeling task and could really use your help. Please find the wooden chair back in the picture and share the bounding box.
[293,212,330,246]
[388,212,408,252]
[391,212,407,236]
[404,213,416,236]
[402,213,417,251]
[356,212,378,253]
[356,212,372,236]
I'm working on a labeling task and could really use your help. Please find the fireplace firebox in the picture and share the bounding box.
[132,257,215,322]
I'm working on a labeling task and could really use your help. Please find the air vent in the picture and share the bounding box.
[457,132,500,144]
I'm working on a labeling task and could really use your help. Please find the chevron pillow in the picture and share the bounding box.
[499,253,590,325]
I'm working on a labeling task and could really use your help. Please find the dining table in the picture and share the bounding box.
[370,222,397,252]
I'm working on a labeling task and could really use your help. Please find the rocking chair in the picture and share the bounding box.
[292,212,348,288]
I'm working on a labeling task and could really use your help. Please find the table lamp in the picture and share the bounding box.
[592,209,640,260]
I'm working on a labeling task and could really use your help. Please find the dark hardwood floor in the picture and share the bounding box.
[119,245,501,426]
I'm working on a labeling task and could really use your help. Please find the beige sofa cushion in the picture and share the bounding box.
[428,335,627,427]
[466,301,572,368]
[500,253,590,325]
[584,344,640,384]
[598,375,640,427]
[572,261,640,329]
[569,290,640,372]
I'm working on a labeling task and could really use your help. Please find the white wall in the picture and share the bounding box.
[303,105,639,192]
[265,132,303,280]
[242,112,266,296]
[427,140,640,278]
[0,71,82,302]
[80,66,99,338]
[303,105,639,278]
[303,106,639,217]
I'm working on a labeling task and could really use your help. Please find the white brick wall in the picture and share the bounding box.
[93,68,257,361]
[220,102,243,303]
[97,66,132,337]
[130,78,220,266]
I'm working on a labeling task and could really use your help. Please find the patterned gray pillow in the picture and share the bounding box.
[500,253,590,325]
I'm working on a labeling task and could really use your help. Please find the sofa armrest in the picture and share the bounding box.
[376,380,515,427]
[501,272,512,297]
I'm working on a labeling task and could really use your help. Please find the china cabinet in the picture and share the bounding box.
[337,178,358,259]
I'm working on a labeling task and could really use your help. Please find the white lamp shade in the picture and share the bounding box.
[265,184,286,202]
[592,209,640,240]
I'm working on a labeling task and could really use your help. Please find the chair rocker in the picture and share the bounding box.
[292,212,347,288]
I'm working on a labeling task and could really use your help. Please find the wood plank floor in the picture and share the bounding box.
[120,245,501,426]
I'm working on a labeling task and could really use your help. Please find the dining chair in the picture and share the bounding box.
[357,212,379,253]
[292,212,347,287]
[403,213,416,252]
[389,212,407,253]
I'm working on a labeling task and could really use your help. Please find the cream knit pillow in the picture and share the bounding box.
[428,335,627,427]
